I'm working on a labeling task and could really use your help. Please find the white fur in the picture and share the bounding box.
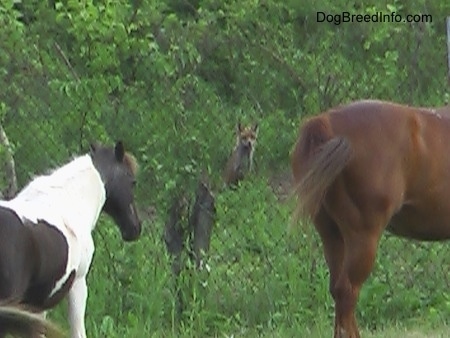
[0,154,106,338]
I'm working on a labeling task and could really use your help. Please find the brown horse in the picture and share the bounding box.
[291,100,450,338]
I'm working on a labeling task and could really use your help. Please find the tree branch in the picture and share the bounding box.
[53,41,80,82]
[0,124,17,199]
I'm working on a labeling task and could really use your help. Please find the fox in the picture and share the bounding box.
[223,122,259,187]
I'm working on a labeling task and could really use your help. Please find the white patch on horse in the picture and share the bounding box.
[0,154,105,301]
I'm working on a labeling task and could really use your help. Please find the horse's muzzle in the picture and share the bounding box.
[122,204,142,241]
[122,224,141,241]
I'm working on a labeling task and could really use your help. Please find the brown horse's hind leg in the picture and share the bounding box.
[314,209,379,338]
[331,212,385,338]
[335,233,379,338]
[313,208,345,336]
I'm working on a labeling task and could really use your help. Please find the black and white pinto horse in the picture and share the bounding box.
[0,141,141,338]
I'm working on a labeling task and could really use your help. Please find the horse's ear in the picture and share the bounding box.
[90,142,100,154]
[115,141,125,162]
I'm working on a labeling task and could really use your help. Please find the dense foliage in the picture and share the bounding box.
[0,0,449,336]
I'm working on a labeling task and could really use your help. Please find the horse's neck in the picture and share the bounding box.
[13,155,106,235]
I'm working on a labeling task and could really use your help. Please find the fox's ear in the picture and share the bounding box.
[236,121,243,134]
[252,123,259,134]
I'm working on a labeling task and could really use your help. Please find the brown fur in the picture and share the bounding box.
[124,152,138,176]
[292,136,352,223]
[291,100,450,338]
[0,305,66,338]
[223,122,258,187]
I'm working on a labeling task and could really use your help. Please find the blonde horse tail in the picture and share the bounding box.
[291,117,352,227]
[0,305,66,338]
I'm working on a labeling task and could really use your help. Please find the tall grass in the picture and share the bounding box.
[49,176,450,337]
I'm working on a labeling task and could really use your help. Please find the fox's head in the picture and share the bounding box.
[236,122,259,151]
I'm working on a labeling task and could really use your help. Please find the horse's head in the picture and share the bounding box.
[90,141,141,241]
